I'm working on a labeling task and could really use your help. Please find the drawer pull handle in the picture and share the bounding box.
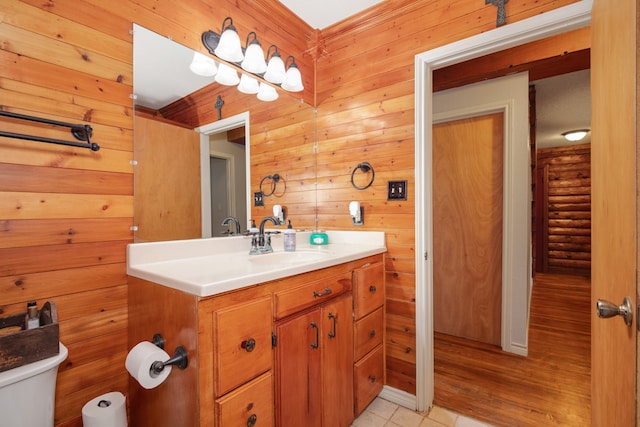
[328,312,337,338]
[247,413,257,427]
[310,321,319,349]
[241,338,256,352]
[369,285,377,293]
[369,330,376,338]
[369,375,376,383]
[313,287,332,298]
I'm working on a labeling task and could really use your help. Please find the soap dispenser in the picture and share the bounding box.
[284,220,296,252]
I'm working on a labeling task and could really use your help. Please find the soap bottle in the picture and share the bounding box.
[284,220,296,252]
[25,301,40,330]
[249,219,259,234]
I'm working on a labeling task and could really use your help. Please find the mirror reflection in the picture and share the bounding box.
[133,24,314,242]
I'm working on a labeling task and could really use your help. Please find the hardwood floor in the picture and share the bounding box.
[434,273,591,426]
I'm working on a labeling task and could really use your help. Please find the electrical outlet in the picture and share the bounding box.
[388,180,408,200]
[254,191,264,206]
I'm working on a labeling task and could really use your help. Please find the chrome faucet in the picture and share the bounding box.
[249,216,281,254]
[221,216,241,236]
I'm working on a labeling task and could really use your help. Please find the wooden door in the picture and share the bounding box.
[134,115,201,242]
[321,294,354,427]
[590,0,637,425]
[275,309,322,427]
[433,113,503,346]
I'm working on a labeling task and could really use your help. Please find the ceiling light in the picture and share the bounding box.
[257,82,278,102]
[213,17,244,63]
[215,63,240,86]
[189,52,217,77]
[281,56,304,92]
[562,129,590,142]
[241,32,267,74]
[263,46,286,84]
[237,74,259,94]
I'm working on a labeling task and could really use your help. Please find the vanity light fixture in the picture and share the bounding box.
[281,56,304,92]
[189,52,217,77]
[257,82,279,102]
[200,17,304,100]
[562,129,590,142]
[241,32,267,74]
[213,17,244,63]
[237,74,260,94]
[215,63,240,86]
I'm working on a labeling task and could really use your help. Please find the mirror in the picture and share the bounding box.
[133,24,315,242]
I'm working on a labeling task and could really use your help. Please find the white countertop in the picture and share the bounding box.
[127,231,386,297]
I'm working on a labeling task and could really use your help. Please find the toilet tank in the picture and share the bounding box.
[0,342,68,427]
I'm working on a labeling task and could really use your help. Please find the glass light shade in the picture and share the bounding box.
[189,52,217,77]
[257,82,279,102]
[562,129,589,142]
[241,35,267,74]
[281,65,304,92]
[237,74,259,94]
[264,53,286,84]
[215,63,240,86]
[214,26,244,63]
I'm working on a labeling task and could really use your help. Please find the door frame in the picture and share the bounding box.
[196,112,251,238]
[411,0,593,412]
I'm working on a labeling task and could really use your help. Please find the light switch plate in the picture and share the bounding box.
[254,191,264,206]
[388,180,407,200]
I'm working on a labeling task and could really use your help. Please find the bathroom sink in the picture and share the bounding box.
[249,249,331,266]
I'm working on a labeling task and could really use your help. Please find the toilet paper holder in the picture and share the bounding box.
[150,333,188,374]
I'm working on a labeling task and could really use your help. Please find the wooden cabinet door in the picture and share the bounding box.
[321,293,354,427]
[275,309,322,427]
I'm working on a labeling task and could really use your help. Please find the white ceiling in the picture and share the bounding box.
[278,0,384,29]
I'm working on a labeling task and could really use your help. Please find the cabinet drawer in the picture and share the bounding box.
[215,371,274,427]
[353,262,384,319]
[274,272,351,319]
[354,307,383,361]
[354,345,384,416]
[214,297,273,396]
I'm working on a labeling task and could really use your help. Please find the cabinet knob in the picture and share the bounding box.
[241,338,256,352]
[369,329,376,338]
[313,287,332,298]
[368,375,376,383]
[369,285,377,293]
[247,413,257,427]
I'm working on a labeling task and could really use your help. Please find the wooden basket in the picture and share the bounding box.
[0,301,59,372]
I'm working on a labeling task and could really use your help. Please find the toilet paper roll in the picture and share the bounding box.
[125,341,172,389]
[82,391,127,427]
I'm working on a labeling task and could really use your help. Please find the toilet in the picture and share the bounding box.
[0,342,68,427]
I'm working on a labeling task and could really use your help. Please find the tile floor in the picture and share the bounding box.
[351,397,495,427]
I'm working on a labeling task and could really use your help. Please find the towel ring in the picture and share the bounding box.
[259,173,281,197]
[350,162,375,190]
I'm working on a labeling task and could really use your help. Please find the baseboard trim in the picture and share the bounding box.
[378,385,418,411]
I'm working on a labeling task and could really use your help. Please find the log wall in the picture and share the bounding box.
[536,143,591,276]
[1,0,580,425]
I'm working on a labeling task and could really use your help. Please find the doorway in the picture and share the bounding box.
[197,112,251,238]
[411,1,593,412]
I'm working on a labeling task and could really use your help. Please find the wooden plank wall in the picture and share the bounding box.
[536,143,591,276]
[1,0,581,425]
[1,1,312,426]
[314,0,580,394]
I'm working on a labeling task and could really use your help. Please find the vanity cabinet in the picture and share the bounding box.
[352,261,385,415]
[275,292,354,427]
[127,253,384,427]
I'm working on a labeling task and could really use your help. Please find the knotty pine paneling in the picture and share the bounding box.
[315,0,582,396]
[2,0,312,426]
[3,0,583,425]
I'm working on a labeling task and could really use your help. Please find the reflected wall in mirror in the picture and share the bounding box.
[133,24,316,243]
